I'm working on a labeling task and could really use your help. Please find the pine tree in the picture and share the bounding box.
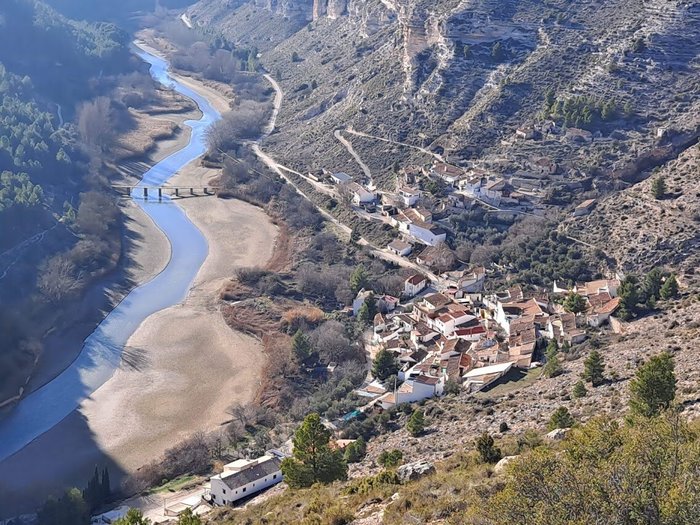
[291,329,312,363]
[280,413,347,488]
[618,276,640,319]
[548,406,575,430]
[563,293,587,314]
[629,353,676,418]
[101,467,110,504]
[643,268,664,302]
[406,409,426,437]
[114,508,151,525]
[475,433,502,464]
[660,275,679,300]
[572,380,587,399]
[349,265,368,294]
[343,437,366,463]
[543,342,563,378]
[358,294,377,324]
[176,509,201,525]
[82,466,101,510]
[582,350,605,386]
[378,449,403,468]
[651,177,666,199]
[372,349,399,380]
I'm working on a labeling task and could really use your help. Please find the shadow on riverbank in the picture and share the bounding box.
[25,215,151,394]
[0,410,127,516]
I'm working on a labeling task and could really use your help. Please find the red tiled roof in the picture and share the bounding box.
[406,273,427,285]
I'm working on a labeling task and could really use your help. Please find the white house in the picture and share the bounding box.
[348,183,376,205]
[210,455,283,506]
[463,362,513,392]
[353,289,374,316]
[388,239,413,256]
[404,274,428,297]
[481,179,506,206]
[398,187,421,206]
[409,223,447,246]
[378,374,441,409]
[439,267,486,293]
[431,162,467,187]
[331,172,352,184]
[432,307,476,336]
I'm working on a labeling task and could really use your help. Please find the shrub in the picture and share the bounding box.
[378,449,403,468]
[476,433,502,464]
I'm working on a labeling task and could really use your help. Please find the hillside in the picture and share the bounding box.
[0,0,145,403]
[186,0,699,190]
[132,1,700,520]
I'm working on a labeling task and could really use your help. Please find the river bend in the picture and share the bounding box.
[0,47,220,461]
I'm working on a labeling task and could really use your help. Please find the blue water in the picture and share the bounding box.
[0,47,221,461]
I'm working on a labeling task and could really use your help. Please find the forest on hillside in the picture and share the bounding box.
[0,0,146,402]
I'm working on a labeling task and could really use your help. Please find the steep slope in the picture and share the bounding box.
[186,0,699,190]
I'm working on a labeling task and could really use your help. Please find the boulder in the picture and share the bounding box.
[396,460,435,483]
[494,455,519,473]
[546,428,570,441]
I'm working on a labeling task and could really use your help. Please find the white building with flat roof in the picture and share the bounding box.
[209,455,283,506]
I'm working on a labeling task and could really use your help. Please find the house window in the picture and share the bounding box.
[212,494,216,501]
[273,474,277,479]
[242,487,246,493]
[223,489,226,494]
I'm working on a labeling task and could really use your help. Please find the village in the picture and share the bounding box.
[347,266,621,413]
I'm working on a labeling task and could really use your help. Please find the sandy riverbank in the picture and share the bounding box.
[80,159,277,472]
[0,55,277,513]
[77,48,277,472]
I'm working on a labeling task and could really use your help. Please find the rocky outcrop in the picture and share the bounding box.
[396,460,436,482]
[494,455,519,473]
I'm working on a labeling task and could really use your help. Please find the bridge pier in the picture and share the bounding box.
[190,188,194,196]
[143,187,148,199]
[204,187,209,195]
[158,187,162,200]
[175,188,179,197]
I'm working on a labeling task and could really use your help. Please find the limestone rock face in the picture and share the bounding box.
[396,460,435,483]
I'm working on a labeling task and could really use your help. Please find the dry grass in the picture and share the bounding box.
[281,305,325,328]
[266,222,294,272]
[114,110,180,160]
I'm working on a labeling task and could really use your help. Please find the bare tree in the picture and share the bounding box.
[205,102,270,152]
[37,254,84,303]
[77,97,114,153]
[310,321,358,363]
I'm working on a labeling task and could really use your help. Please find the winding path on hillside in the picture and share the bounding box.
[334,129,375,188]
[253,77,439,282]
[345,127,445,163]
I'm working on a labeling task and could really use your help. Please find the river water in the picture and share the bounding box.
[0,47,220,461]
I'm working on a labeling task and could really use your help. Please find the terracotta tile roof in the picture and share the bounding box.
[414,374,440,385]
[455,325,487,337]
[406,273,427,286]
[594,297,621,315]
[423,293,452,309]
[587,292,612,309]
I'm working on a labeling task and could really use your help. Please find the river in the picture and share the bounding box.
[0,47,221,462]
